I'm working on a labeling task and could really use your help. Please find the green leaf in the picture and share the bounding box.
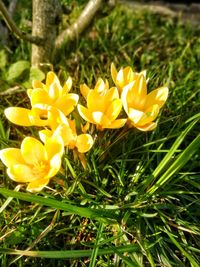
[30,67,45,81]
[7,60,30,81]
[22,67,45,88]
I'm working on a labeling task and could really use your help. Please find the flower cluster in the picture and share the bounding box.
[0,64,168,192]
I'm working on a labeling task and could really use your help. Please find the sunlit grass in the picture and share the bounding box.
[0,3,200,266]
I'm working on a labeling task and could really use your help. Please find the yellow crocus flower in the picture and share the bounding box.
[0,136,64,192]
[39,119,94,154]
[121,74,168,131]
[111,63,147,95]
[78,78,126,130]
[27,71,79,116]
[4,105,68,129]
[4,103,93,153]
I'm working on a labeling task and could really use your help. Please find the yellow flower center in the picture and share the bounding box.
[38,110,48,120]
[32,161,49,179]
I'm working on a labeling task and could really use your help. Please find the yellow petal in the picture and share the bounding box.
[7,164,37,182]
[27,88,33,99]
[122,66,134,84]
[53,124,74,146]
[87,90,105,112]
[128,108,145,124]
[92,112,110,128]
[80,83,90,100]
[104,87,119,102]
[30,105,67,129]
[144,87,169,109]
[4,107,32,126]
[32,80,45,89]
[136,122,157,131]
[39,129,53,143]
[62,76,72,94]
[77,105,93,123]
[29,107,49,127]
[21,137,46,165]
[140,70,147,79]
[0,148,25,167]
[106,98,122,120]
[68,119,76,134]
[27,177,50,192]
[48,153,62,178]
[94,78,108,93]
[105,79,109,90]
[47,106,68,129]
[137,104,159,126]
[46,72,60,87]
[76,134,94,153]
[121,82,135,114]
[115,66,134,93]
[28,88,51,106]
[105,119,127,129]
[45,135,64,159]
[49,82,61,100]
[116,68,125,88]
[55,93,79,115]
[111,62,117,84]
[81,122,90,133]
[130,74,147,110]
[92,111,104,124]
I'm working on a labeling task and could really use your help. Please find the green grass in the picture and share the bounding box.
[0,3,200,266]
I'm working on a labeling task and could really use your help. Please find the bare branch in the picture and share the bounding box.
[8,0,18,17]
[0,0,18,45]
[55,0,117,49]
[0,86,22,96]
[0,0,43,45]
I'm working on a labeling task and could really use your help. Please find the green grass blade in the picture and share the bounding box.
[147,134,200,196]
[109,244,141,267]
[89,223,104,267]
[0,244,140,258]
[0,188,120,223]
[144,116,199,191]
[0,185,21,213]
[164,230,199,267]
